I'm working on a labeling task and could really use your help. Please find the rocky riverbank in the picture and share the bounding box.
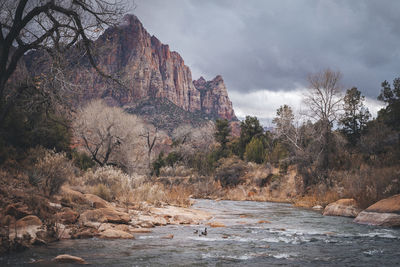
[0,185,211,254]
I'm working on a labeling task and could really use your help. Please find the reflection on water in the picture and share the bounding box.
[1,199,400,266]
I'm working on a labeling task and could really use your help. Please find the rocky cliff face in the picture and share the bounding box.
[193,75,236,120]
[69,14,236,121]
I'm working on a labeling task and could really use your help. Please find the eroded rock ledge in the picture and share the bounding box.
[354,194,400,227]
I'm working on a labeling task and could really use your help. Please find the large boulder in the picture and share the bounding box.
[354,194,400,227]
[9,215,43,240]
[130,214,168,228]
[70,227,98,239]
[323,199,361,218]
[83,194,111,208]
[79,208,130,225]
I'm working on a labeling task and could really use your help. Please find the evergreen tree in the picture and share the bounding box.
[214,119,231,153]
[377,78,400,130]
[339,87,370,146]
[245,137,265,164]
[238,116,263,158]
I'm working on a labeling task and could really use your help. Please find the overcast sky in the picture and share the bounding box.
[132,0,399,125]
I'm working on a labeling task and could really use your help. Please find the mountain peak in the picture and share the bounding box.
[27,14,237,124]
[120,14,141,27]
[213,75,224,82]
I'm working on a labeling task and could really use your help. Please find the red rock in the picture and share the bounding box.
[55,208,79,224]
[193,75,237,120]
[83,194,111,208]
[25,14,236,122]
[99,229,134,239]
[207,221,226,228]
[354,194,400,227]
[9,215,43,240]
[323,198,361,218]
[52,254,87,264]
[161,234,174,239]
[79,208,130,225]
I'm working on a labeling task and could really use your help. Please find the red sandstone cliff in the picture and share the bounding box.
[193,75,236,121]
[75,14,236,120]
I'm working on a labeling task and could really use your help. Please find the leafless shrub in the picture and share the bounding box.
[341,166,400,208]
[73,100,148,173]
[82,166,144,203]
[29,149,75,196]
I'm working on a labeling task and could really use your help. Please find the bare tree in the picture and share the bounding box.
[171,122,215,163]
[273,104,303,152]
[73,100,145,172]
[0,0,128,125]
[140,126,158,172]
[304,69,343,171]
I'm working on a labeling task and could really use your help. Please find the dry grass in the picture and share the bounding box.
[160,165,195,177]
[294,184,340,208]
[340,166,400,208]
[28,149,76,197]
[131,183,192,207]
[164,185,192,207]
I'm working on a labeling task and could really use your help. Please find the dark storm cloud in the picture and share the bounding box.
[133,0,400,99]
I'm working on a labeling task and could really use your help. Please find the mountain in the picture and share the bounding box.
[42,14,237,126]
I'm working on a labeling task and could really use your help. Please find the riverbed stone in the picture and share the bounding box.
[99,229,134,239]
[71,227,98,239]
[79,208,130,225]
[207,221,226,228]
[172,214,195,225]
[52,254,87,264]
[323,198,361,218]
[354,194,400,227]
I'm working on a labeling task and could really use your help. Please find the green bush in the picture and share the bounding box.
[245,137,265,164]
[72,150,95,171]
[152,152,165,176]
[165,151,182,167]
[266,142,288,166]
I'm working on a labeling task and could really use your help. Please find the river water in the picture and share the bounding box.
[1,199,400,266]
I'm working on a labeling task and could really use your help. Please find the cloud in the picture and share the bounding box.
[132,0,396,122]
[230,89,304,126]
[230,89,383,127]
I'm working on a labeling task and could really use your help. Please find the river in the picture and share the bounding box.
[1,199,400,266]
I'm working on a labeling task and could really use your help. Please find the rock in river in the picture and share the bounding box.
[354,194,400,227]
[79,208,130,225]
[52,254,87,264]
[98,229,134,239]
[323,198,361,218]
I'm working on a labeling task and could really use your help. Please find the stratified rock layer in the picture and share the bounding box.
[193,76,236,120]
[354,194,400,227]
[67,14,236,121]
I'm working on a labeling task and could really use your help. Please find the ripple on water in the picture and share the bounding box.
[363,249,384,256]
[2,199,400,266]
